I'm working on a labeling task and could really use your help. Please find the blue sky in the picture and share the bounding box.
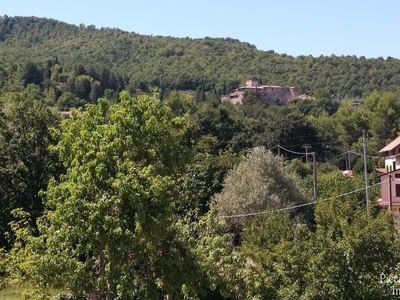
[2,0,399,58]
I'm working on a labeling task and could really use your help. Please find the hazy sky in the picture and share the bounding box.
[2,0,399,58]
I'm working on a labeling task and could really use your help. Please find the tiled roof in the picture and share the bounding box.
[375,168,386,173]
[379,137,400,153]
[339,170,353,177]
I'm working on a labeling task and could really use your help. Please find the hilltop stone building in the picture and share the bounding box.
[221,79,309,105]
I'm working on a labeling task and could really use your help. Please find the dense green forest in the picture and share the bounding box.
[1,15,400,99]
[1,15,400,300]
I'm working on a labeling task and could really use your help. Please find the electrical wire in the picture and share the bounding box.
[218,181,386,219]
[267,144,308,156]
[267,144,279,151]
[277,145,309,156]
[347,150,381,159]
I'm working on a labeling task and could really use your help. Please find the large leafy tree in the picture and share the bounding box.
[239,212,315,299]
[238,169,400,300]
[49,92,195,299]
[333,100,367,151]
[3,92,199,299]
[21,61,43,87]
[305,200,398,299]
[211,147,310,231]
[239,206,399,299]
[365,91,400,151]
[0,92,61,249]
[56,91,85,110]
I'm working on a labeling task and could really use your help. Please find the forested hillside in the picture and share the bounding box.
[1,15,400,98]
[2,15,400,300]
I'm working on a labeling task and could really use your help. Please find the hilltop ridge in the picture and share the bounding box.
[1,15,400,97]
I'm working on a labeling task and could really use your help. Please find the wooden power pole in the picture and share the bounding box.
[313,152,318,201]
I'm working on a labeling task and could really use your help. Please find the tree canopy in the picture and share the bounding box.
[0,92,61,249]
[2,13,400,300]
[1,16,400,101]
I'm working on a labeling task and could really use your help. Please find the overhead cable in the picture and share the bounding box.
[218,181,386,219]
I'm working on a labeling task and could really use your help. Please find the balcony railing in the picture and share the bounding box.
[387,153,400,159]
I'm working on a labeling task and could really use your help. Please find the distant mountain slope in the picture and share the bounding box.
[1,15,400,96]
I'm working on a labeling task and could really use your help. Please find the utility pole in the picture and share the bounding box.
[303,144,311,162]
[362,130,370,215]
[313,151,318,201]
[389,175,393,212]
[324,145,329,162]
[348,152,352,171]
[344,151,352,171]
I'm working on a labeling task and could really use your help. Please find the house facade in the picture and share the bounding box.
[378,137,400,215]
[221,79,310,105]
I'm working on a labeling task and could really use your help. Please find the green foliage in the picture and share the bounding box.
[44,92,193,298]
[21,62,42,87]
[165,90,195,116]
[2,16,400,99]
[317,162,339,174]
[307,111,340,156]
[0,92,61,249]
[291,97,339,117]
[352,156,374,175]
[182,145,242,215]
[242,90,260,105]
[308,171,381,210]
[2,15,400,300]
[192,102,239,151]
[73,75,92,100]
[287,159,313,178]
[238,199,400,299]
[240,212,315,299]
[1,92,245,300]
[212,147,310,229]
[365,91,400,151]
[331,91,400,155]
[308,202,398,299]
[333,100,367,151]
[56,92,85,111]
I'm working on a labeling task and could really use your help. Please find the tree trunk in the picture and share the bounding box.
[89,292,97,300]
[106,261,114,300]
[98,243,106,300]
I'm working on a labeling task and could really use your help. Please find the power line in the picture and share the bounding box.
[267,144,308,156]
[348,150,381,159]
[277,145,309,156]
[329,150,380,160]
[267,144,279,151]
[218,181,386,219]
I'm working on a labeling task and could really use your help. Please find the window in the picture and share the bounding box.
[395,174,400,178]
[396,184,400,198]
